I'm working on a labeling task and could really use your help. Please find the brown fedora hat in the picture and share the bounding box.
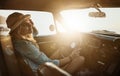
[6,12,30,33]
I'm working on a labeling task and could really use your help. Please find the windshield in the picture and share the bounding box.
[56,8,120,35]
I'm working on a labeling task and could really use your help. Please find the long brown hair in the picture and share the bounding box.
[10,23,39,48]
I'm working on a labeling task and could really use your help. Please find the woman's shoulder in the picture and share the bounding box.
[12,39,30,45]
[12,39,38,48]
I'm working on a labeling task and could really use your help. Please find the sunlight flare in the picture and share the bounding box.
[60,9,91,32]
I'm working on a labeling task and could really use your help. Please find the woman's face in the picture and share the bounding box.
[19,19,33,35]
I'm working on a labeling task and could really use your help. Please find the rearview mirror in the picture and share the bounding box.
[89,12,106,18]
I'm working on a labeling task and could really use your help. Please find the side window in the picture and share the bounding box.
[0,10,57,36]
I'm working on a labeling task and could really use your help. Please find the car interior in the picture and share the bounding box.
[0,0,120,76]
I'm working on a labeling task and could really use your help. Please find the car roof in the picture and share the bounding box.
[0,0,120,13]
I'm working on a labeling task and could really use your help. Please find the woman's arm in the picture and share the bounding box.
[14,40,59,65]
[59,56,71,67]
[59,49,80,67]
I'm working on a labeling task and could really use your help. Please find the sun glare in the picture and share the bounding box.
[59,8,120,34]
[60,9,92,32]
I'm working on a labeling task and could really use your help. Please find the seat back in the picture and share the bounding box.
[0,42,8,76]
[0,35,36,76]
[0,35,21,76]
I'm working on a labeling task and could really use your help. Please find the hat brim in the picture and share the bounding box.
[10,14,30,33]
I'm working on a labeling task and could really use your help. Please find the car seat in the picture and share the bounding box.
[0,34,71,76]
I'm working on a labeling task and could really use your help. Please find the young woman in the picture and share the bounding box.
[6,12,85,74]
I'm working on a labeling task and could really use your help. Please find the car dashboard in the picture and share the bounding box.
[35,32,120,76]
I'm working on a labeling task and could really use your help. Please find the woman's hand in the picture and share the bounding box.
[69,48,81,60]
[59,48,82,67]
